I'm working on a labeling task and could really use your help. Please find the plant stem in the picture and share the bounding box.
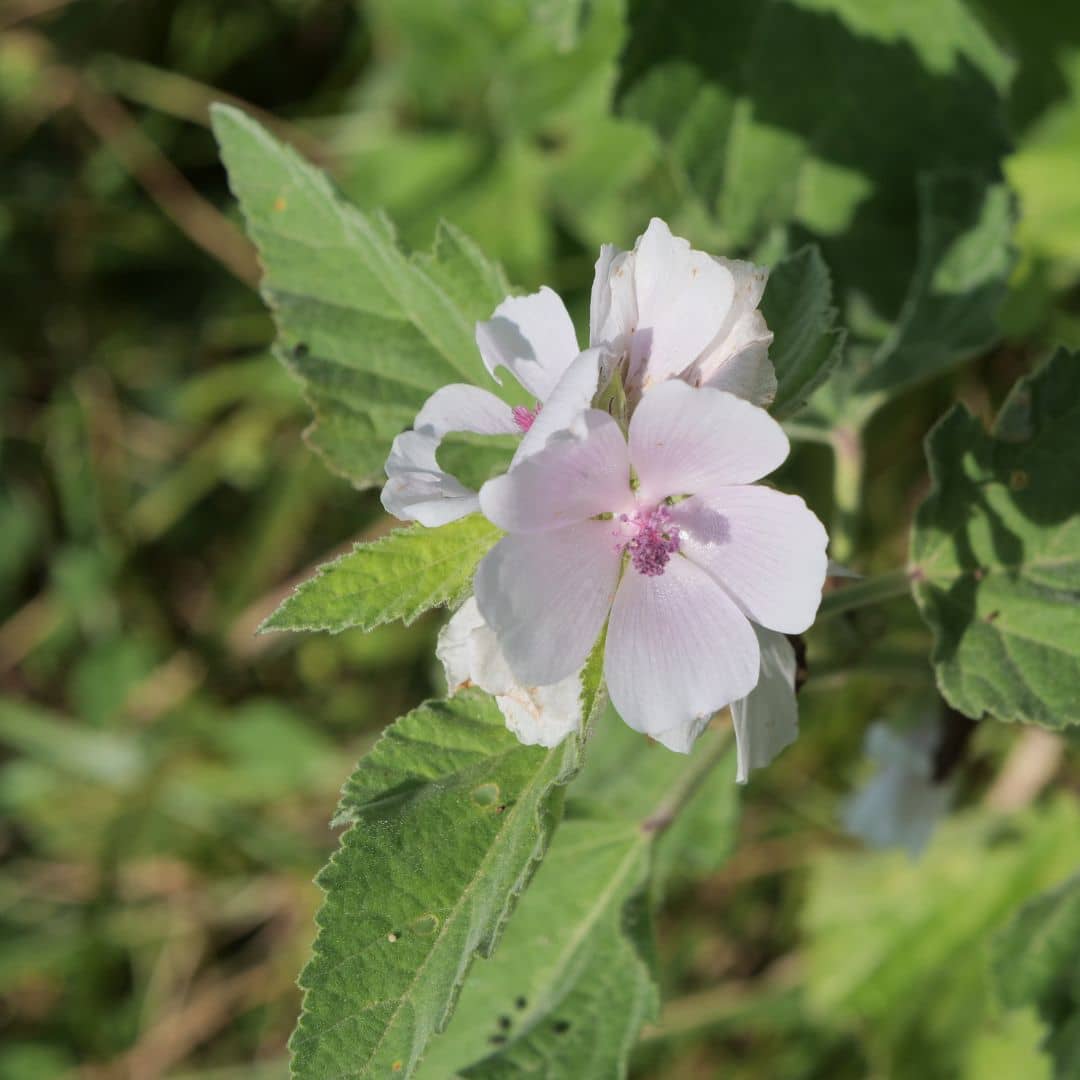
[816,568,913,621]
[830,424,864,563]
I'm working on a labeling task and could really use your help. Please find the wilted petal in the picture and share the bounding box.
[480,409,633,532]
[731,627,799,783]
[474,521,620,686]
[628,381,789,504]
[631,219,736,388]
[674,487,828,635]
[476,286,580,401]
[381,430,480,526]
[437,598,581,748]
[605,554,759,751]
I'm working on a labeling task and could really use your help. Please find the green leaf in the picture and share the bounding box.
[761,245,845,419]
[290,666,609,1079]
[617,0,1011,317]
[856,173,1014,398]
[211,105,513,489]
[992,873,1080,1078]
[261,516,502,635]
[418,720,738,1078]
[804,798,1080,1077]
[909,349,1080,727]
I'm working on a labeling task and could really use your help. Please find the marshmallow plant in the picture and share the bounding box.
[215,105,1077,1080]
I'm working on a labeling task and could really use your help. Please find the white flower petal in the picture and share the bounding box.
[480,409,633,532]
[589,244,637,347]
[474,521,620,686]
[475,286,580,401]
[631,219,736,388]
[605,554,760,751]
[381,384,518,526]
[414,384,520,438]
[843,721,952,857]
[381,429,480,526]
[513,348,606,464]
[437,599,581,749]
[674,487,828,634]
[697,318,776,406]
[731,627,799,783]
[628,381,790,504]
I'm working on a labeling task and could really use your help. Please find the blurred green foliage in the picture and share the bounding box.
[2,0,1080,1077]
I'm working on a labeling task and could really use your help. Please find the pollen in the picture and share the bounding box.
[616,505,681,576]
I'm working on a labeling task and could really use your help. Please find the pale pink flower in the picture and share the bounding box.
[474,380,827,750]
[381,286,604,526]
[590,218,775,405]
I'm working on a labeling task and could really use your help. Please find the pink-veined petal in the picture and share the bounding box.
[475,286,580,401]
[474,522,620,686]
[731,627,798,783]
[673,487,828,634]
[628,381,789,504]
[605,554,759,751]
[414,383,519,438]
[381,430,480,526]
[480,408,633,532]
[513,348,606,464]
[631,219,736,387]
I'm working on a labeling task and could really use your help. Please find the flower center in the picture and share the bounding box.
[616,505,681,577]
[511,403,541,432]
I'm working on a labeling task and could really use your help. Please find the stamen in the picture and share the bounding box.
[512,403,541,432]
[614,505,681,576]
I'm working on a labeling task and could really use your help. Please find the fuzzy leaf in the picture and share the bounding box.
[419,720,738,1078]
[211,105,513,488]
[762,245,845,419]
[910,349,1080,727]
[262,517,502,635]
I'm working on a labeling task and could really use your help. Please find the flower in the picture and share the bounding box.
[731,627,800,781]
[437,597,581,748]
[843,719,953,857]
[474,379,827,751]
[382,218,774,527]
[590,218,775,405]
[381,286,604,526]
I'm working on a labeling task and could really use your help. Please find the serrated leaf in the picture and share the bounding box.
[909,349,1080,728]
[761,245,845,419]
[617,0,1010,317]
[992,874,1080,1079]
[262,516,502,635]
[211,105,513,488]
[418,721,738,1079]
[291,691,585,1078]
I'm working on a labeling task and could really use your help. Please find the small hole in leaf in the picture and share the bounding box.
[553,1020,571,1035]
[293,342,310,359]
[498,1016,511,1031]
[471,783,500,807]
[515,996,527,1010]
[489,1034,507,1046]
[387,930,402,943]
[410,913,440,936]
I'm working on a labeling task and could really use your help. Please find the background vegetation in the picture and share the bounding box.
[3,0,1080,1076]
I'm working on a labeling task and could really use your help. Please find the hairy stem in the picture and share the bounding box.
[830,424,864,563]
[817,568,913,621]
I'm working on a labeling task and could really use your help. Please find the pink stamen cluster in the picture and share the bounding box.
[511,403,541,432]
[617,505,681,577]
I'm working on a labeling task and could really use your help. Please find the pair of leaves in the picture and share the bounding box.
[910,349,1080,728]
